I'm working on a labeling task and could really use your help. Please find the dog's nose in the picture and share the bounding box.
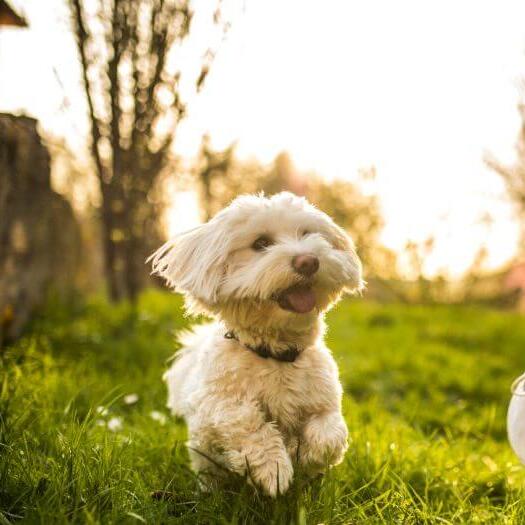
[292,254,319,277]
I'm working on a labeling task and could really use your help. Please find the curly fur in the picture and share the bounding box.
[150,192,363,496]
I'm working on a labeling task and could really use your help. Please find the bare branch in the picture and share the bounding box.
[69,0,108,183]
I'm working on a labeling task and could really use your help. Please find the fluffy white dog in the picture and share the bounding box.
[150,192,363,496]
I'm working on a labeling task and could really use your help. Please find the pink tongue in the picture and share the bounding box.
[280,287,316,314]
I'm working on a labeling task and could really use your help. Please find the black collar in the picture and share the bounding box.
[224,331,299,363]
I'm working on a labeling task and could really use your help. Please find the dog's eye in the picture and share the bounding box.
[252,235,274,251]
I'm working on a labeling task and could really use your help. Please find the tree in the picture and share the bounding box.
[195,134,236,222]
[486,101,525,250]
[69,0,226,301]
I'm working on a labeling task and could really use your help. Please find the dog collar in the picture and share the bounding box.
[224,331,299,363]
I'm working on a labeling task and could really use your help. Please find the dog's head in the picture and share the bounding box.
[150,192,363,321]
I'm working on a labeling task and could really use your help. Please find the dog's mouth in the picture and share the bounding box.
[275,284,316,314]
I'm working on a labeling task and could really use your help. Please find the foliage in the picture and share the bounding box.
[68,0,226,301]
[1,291,525,523]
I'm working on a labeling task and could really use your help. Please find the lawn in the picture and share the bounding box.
[1,290,525,524]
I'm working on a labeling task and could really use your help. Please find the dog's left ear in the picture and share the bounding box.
[148,220,228,304]
[323,219,365,293]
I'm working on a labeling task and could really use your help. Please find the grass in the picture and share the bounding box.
[1,290,525,523]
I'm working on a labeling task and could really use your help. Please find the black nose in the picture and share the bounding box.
[292,254,319,277]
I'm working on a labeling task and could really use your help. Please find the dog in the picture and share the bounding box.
[150,192,364,496]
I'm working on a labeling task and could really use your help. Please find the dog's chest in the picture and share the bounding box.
[251,359,330,430]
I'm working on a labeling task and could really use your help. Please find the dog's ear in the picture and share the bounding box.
[149,220,228,303]
[322,219,365,293]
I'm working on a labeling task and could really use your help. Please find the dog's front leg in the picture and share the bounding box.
[191,399,294,497]
[227,408,294,497]
[299,411,348,474]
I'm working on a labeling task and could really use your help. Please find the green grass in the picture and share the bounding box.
[2,291,525,523]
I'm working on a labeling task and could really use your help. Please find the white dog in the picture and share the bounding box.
[150,192,363,496]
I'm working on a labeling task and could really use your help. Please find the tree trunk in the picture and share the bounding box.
[124,232,142,303]
[100,180,131,302]
[100,186,121,301]
[122,190,158,302]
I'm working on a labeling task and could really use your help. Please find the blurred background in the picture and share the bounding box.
[2,0,525,343]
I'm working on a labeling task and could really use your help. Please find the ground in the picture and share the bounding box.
[1,291,525,524]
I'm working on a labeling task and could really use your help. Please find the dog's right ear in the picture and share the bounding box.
[148,220,228,304]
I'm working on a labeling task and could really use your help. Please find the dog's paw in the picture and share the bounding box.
[249,454,294,497]
[299,413,348,471]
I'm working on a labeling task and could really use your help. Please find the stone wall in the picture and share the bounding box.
[0,113,80,344]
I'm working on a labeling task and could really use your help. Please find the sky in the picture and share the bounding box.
[1,0,525,277]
